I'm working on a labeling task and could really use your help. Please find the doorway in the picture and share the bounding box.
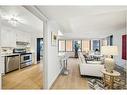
[37,38,43,63]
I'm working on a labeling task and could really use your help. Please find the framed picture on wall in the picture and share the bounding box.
[122,34,127,60]
[51,32,57,46]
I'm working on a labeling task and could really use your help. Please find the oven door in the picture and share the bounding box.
[21,54,32,63]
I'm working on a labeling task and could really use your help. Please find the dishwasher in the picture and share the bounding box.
[5,55,20,73]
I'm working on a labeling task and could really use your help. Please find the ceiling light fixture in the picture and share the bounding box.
[0,13,24,26]
[8,16,19,26]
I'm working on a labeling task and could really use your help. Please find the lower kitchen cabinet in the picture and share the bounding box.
[0,56,5,74]
[32,53,35,64]
[0,73,1,89]
[0,56,4,89]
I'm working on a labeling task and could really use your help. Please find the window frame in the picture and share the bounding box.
[92,40,101,51]
[81,40,91,52]
[58,40,66,52]
[65,40,73,52]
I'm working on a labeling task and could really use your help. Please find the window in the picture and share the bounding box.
[72,40,81,51]
[58,40,65,51]
[107,35,113,46]
[66,40,72,51]
[82,40,90,52]
[102,38,107,46]
[92,40,100,51]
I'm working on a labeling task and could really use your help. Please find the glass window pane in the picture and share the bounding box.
[72,40,81,51]
[59,40,65,51]
[66,40,72,51]
[92,40,100,51]
[82,40,90,52]
[102,38,107,46]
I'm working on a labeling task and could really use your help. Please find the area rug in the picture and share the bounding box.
[85,64,126,90]
[87,78,106,90]
[86,76,126,90]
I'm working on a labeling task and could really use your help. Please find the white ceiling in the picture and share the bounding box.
[0,6,43,35]
[0,6,127,39]
[37,6,127,38]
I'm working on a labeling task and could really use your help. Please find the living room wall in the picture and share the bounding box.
[113,28,126,70]
[45,20,62,89]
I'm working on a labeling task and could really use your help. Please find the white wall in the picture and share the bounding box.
[0,18,2,89]
[45,20,61,89]
[113,29,127,70]
[30,32,43,64]
[29,20,43,64]
[113,29,127,90]
[0,17,2,89]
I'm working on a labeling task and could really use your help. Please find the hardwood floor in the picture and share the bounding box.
[2,58,89,89]
[51,58,89,89]
[2,62,43,89]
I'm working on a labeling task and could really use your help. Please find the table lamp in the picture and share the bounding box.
[101,46,118,73]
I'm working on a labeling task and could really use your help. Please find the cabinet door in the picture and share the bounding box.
[9,31,16,47]
[25,33,31,43]
[1,28,16,47]
[1,29,9,47]
[0,73,1,89]
[16,31,23,42]
[16,32,31,43]
[0,56,5,74]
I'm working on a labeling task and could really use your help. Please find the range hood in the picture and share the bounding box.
[16,41,30,45]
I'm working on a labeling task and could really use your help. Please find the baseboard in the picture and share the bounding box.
[48,68,62,89]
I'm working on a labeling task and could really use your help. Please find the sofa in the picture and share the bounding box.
[78,52,104,77]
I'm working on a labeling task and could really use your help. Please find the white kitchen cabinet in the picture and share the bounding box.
[0,56,5,74]
[1,26,31,48]
[16,31,23,42]
[0,56,2,89]
[32,52,35,64]
[23,32,31,43]
[16,31,31,43]
[0,73,1,89]
[1,28,16,48]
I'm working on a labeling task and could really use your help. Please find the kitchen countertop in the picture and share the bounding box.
[1,52,33,57]
[1,52,32,57]
[1,53,20,57]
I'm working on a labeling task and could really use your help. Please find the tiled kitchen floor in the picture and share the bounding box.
[2,62,43,89]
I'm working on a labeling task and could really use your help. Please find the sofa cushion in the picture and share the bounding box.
[87,61,102,64]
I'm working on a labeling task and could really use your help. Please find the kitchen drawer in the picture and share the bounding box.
[20,61,32,69]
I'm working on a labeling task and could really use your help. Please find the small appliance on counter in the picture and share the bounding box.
[13,48,32,69]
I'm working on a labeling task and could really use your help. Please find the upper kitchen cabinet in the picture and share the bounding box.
[16,31,31,43]
[1,27,16,48]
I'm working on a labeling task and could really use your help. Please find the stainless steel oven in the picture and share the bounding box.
[20,53,32,68]
[13,48,32,69]
[21,53,32,63]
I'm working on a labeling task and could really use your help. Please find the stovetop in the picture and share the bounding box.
[20,52,32,55]
[13,52,32,55]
